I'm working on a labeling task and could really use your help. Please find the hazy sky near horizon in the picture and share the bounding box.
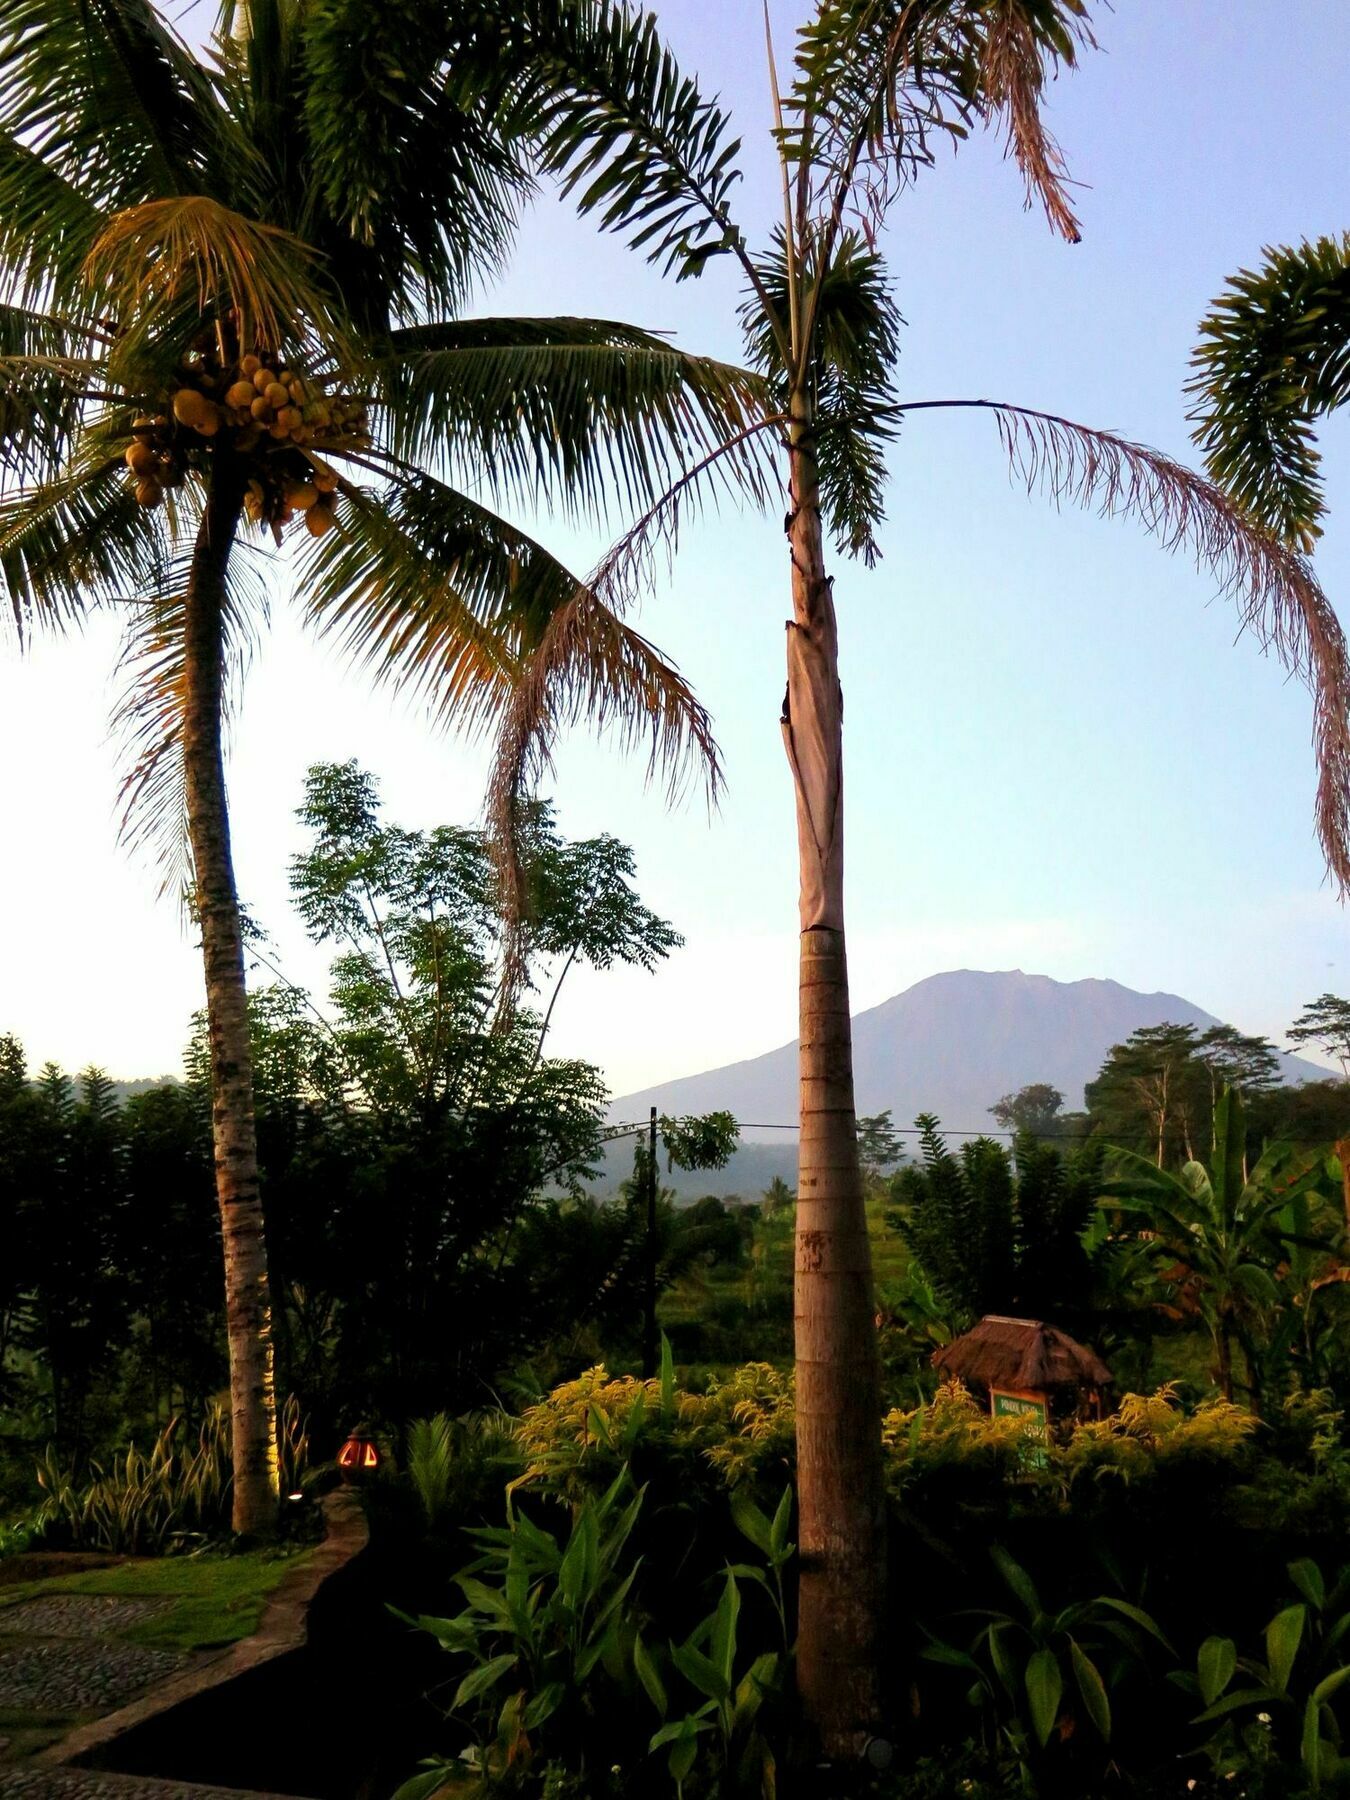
[2,1,1348,1098]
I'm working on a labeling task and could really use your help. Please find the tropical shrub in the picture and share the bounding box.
[514,1359,794,1503]
[1175,1558,1350,1790]
[33,1396,311,1552]
[34,1404,233,1553]
[921,1547,1168,1792]
[395,1472,793,1800]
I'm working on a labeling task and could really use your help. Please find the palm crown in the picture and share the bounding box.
[0,0,765,882]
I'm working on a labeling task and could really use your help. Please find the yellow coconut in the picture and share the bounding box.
[304,502,336,537]
[253,366,274,394]
[285,480,319,511]
[265,382,290,410]
[251,396,273,421]
[310,461,338,493]
[225,379,257,410]
[196,406,221,437]
[125,441,157,475]
[240,354,262,377]
[268,420,291,439]
[171,387,209,427]
[134,478,164,509]
[277,406,303,430]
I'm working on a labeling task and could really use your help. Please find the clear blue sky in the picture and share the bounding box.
[1,1,1347,1093]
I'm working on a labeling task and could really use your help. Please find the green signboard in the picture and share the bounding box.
[991,1390,1048,1468]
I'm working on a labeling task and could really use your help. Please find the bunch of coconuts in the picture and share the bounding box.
[124,341,372,540]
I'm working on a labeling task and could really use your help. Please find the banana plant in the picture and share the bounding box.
[1103,1086,1341,1404]
[1174,1558,1350,1789]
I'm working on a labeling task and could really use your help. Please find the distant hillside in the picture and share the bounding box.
[596,969,1325,1199]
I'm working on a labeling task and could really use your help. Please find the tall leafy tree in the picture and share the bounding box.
[0,0,758,1531]
[892,1114,1099,1325]
[457,0,1350,1750]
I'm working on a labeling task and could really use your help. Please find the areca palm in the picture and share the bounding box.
[0,0,763,1534]
[448,0,1350,1753]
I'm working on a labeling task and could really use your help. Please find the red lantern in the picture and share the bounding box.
[336,1428,381,1480]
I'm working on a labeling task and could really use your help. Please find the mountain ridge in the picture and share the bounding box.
[600,969,1327,1196]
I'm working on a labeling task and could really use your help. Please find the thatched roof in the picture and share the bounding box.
[932,1316,1112,1393]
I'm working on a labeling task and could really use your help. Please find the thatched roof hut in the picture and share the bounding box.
[932,1315,1112,1396]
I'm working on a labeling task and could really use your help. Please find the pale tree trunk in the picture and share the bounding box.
[782,407,886,1758]
[183,453,279,1537]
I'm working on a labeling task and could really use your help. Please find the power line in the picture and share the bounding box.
[606,1118,1092,1140]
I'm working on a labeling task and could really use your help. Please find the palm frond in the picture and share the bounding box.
[790,0,1093,247]
[740,233,902,562]
[110,536,268,901]
[1187,233,1350,552]
[0,134,105,315]
[907,397,1350,890]
[84,195,343,368]
[468,0,749,285]
[296,0,529,324]
[0,447,167,633]
[0,347,103,482]
[0,0,226,209]
[378,315,770,521]
[299,469,570,735]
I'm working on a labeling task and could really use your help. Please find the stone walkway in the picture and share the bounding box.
[0,1594,200,1765]
[0,1772,310,1797]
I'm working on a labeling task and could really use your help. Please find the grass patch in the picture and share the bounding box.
[0,1546,314,1651]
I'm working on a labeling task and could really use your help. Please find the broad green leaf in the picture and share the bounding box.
[671,1638,731,1703]
[1198,1635,1237,1706]
[523,1682,565,1729]
[1303,1694,1322,1785]
[1291,1559,1327,1611]
[1069,1639,1111,1741]
[731,1489,771,1555]
[635,1631,668,1717]
[711,1571,741,1687]
[770,1484,793,1559]
[992,1546,1042,1622]
[453,1653,518,1708]
[1025,1647,1063,1747]
[1268,1604,1307,1694]
[1192,1686,1282,1725]
[1312,1665,1350,1706]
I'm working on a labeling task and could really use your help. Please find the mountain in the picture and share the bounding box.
[600,970,1327,1198]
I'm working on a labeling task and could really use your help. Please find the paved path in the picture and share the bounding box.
[1,1772,310,1797]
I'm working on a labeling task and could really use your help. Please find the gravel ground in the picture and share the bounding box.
[0,1601,171,1641]
[0,1641,187,1716]
[0,1773,309,1797]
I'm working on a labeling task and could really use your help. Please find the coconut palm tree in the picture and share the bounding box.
[0,0,762,1534]
[447,0,1350,1754]
[1189,232,1350,553]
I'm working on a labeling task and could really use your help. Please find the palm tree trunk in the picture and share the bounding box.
[783,409,886,1759]
[183,452,279,1537]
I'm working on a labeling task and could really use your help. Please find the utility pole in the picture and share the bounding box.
[642,1104,658,1377]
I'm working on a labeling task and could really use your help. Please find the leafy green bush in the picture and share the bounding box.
[395,1473,792,1800]
[513,1359,794,1503]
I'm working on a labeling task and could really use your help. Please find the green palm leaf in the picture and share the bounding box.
[379,315,769,519]
[1188,233,1350,551]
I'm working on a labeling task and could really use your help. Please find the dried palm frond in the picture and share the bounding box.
[903,397,1350,890]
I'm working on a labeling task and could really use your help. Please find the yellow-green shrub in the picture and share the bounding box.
[514,1361,794,1498]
